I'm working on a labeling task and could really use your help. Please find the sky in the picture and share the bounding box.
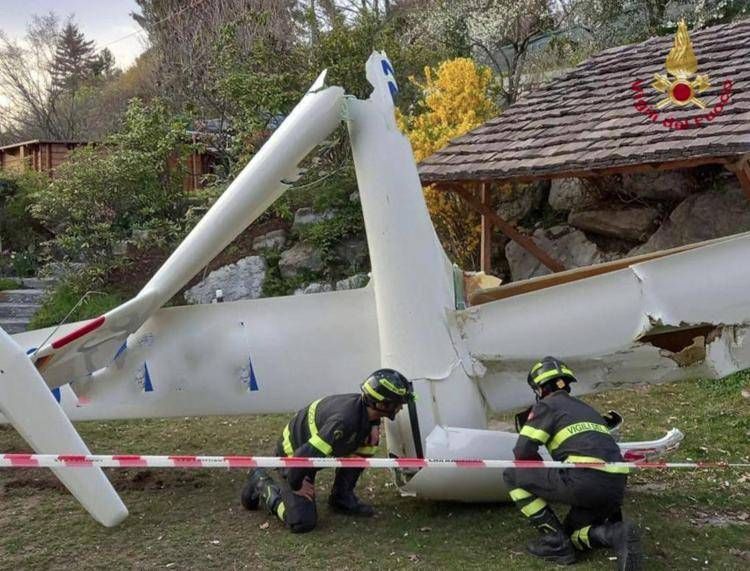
[0,0,147,70]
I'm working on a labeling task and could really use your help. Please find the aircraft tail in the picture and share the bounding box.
[0,327,127,526]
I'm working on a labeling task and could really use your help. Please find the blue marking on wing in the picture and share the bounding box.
[381,59,396,85]
[26,347,37,355]
[248,355,259,391]
[387,81,398,102]
[113,341,128,361]
[51,387,61,403]
[143,363,154,392]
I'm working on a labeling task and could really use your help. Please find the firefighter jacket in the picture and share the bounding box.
[280,393,378,490]
[514,390,626,473]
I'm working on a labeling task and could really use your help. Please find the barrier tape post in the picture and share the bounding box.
[1,454,749,470]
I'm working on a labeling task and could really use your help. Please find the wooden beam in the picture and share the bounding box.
[480,182,492,273]
[423,155,736,187]
[731,157,750,201]
[444,185,566,273]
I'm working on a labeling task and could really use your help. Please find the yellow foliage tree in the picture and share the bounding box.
[399,58,498,268]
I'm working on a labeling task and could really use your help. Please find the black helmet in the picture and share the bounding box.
[527,356,577,391]
[361,368,414,408]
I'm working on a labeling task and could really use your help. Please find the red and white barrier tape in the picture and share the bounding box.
[1,454,748,470]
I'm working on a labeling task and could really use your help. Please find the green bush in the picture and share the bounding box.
[0,277,21,290]
[0,171,50,276]
[29,282,124,330]
[30,99,195,271]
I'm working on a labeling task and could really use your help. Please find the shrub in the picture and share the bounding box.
[30,98,195,272]
[398,58,498,268]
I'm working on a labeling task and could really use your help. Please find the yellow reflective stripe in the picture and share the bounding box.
[380,378,407,395]
[309,434,333,455]
[355,446,378,456]
[531,361,544,373]
[509,488,533,501]
[277,501,286,522]
[519,425,550,444]
[521,497,547,517]
[566,455,630,474]
[305,398,334,455]
[533,368,565,384]
[307,399,322,436]
[363,383,385,401]
[561,366,574,376]
[579,525,591,548]
[548,422,610,451]
[282,424,294,456]
[570,530,583,550]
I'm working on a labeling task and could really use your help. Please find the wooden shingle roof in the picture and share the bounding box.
[419,19,750,184]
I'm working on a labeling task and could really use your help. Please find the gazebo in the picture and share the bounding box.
[418,18,750,279]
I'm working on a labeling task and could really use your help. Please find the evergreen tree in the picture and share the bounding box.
[90,48,118,79]
[50,22,97,92]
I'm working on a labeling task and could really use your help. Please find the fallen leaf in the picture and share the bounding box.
[259,522,270,530]
[419,526,432,532]
[408,554,420,562]
[210,539,220,545]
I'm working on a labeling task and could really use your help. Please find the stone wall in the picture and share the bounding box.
[502,168,750,281]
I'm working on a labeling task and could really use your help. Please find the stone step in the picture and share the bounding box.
[21,277,57,290]
[0,303,39,318]
[0,289,46,304]
[0,318,30,334]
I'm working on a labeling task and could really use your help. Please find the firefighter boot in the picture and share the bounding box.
[240,468,270,510]
[526,508,577,565]
[260,478,284,517]
[589,521,643,571]
[328,468,375,517]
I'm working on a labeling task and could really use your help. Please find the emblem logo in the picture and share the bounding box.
[631,19,733,130]
[651,20,710,109]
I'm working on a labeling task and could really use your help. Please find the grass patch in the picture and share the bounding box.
[29,284,125,329]
[0,375,748,569]
[0,278,21,291]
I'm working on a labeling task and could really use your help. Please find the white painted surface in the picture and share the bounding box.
[0,328,127,526]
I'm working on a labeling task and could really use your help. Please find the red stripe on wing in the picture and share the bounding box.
[51,316,106,349]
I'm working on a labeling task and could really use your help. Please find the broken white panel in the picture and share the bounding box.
[460,232,750,412]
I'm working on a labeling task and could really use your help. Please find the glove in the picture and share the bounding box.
[514,406,533,432]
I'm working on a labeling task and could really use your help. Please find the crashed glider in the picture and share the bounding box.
[2,52,749,524]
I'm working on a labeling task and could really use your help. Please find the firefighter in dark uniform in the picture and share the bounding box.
[240,369,414,533]
[503,356,643,570]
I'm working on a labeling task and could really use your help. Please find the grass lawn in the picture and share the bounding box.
[0,373,748,570]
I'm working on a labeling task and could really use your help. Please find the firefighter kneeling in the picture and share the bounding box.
[240,369,414,533]
[503,357,643,570]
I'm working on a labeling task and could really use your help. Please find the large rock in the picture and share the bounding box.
[336,274,370,290]
[496,181,548,222]
[279,242,324,279]
[292,207,335,231]
[293,282,334,295]
[184,255,267,304]
[568,207,659,242]
[620,170,700,201]
[253,229,287,251]
[630,184,750,255]
[334,239,369,270]
[505,225,608,281]
[548,178,598,212]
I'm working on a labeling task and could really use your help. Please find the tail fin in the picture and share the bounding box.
[0,327,127,526]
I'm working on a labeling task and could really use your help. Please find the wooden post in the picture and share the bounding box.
[732,157,750,201]
[480,182,492,273]
[446,185,566,273]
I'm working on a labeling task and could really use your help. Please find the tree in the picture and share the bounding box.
[0,14,63,139]
[90,48,119,80]
[399,57,497,267]
[49,22,97,92]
